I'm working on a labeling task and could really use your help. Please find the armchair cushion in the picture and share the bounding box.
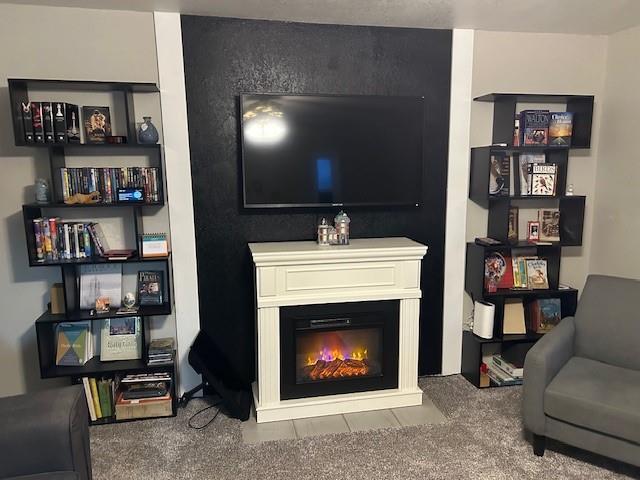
[545,356,640,444]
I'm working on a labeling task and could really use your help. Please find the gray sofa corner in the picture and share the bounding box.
[0,385,92,480]
[523,274,640,467]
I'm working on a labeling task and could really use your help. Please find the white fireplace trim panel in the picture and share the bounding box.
[249,237,428,423]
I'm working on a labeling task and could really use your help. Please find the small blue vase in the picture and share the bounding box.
[138,116,159,144]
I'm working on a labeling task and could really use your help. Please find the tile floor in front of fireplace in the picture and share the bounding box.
[241,393,445,444]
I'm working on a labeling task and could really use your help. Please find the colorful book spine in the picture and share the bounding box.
[48,218,58,260]
[33,219,44,262]
[89,378,103,418]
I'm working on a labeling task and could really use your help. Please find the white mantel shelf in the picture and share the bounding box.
[249,237,428,423]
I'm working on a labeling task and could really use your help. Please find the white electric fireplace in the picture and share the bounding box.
[249,237,428,423]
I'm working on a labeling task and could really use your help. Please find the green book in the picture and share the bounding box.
[97,380,112,418]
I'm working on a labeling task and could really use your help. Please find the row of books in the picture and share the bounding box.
[502,297,563,337]
[489,154,558,197]
[20,102,81,144]
[34,219,91,261]
[81,377,115,421]
[514,110,573,147]
[485,252,550,291]
[32,219,117,261]
[59,167,160,204]
[80,373,173,422]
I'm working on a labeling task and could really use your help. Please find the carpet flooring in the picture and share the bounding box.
[91,375,640,479]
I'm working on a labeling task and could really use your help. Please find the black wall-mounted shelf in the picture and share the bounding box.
[463,92,593,389]
[9,78,175,424]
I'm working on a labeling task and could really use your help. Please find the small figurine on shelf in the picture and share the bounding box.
[65,191,101,205]
[35,178,50,204]
[137,116,159,144]
[566,183,575,196]
[334,210,350,245]
[316,211,351,245]
[95,296,111,314]
[317,218,330,245]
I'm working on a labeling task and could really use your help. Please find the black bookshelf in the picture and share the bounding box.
[9,78,175,424]
[462,92,592,388]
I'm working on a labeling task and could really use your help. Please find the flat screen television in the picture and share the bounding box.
[240,94,424,208]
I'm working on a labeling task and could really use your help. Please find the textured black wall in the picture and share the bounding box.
[181,16,452,382]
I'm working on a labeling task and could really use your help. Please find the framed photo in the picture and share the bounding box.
[539,208,560,242]
[527,221,540,242]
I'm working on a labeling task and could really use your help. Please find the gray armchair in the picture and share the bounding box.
[523,274,640,466]
[0,385,92,480]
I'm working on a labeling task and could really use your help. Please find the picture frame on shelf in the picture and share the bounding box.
[527,221,540,242]
[539,208,561,242]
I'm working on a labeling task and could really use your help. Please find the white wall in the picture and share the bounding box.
[589,25,640,279]
[460,31,608,336]
[0,4,175,396]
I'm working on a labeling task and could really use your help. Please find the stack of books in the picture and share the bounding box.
[147,338,175,365]
[81,377,115,422]
[487,354,523,386]
[115,373,173,420]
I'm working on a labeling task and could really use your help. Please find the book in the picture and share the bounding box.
[487,361,523,386]
[528,298,562,333]
[530,163,557,196]
[79,264,122,310]
[100,316,142,361]
[21,102,34,143]
[513,114,520,147]
[137,271,164,305]
[89,378,103,418]
[82,106,112,144]
[484,253,510,291]
[492,354,524,378]
[147,337,175,365]
[539,209,560,242]
[52,102,67,143]
[548,112,573,147]
[508,207,518,243]
[82,378,97,421]
[98,379,113,418]
[55,323,91,366]
[526,258,549,289]
[141,233,168,257]
[488,154,510,196]
[516,154,545,195]
[31,102,44,143]
[503,298,526,334]
[65,103,81,143]
[521,110,549,146]
[42,102,55,143]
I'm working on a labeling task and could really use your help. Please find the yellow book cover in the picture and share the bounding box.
[89,378,103,418]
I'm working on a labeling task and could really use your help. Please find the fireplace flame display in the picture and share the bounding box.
[297,329,381,382]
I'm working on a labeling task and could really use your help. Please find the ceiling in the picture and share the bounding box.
[2,0,640,35]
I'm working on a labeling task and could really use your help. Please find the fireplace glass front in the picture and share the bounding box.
[280,300,399,400]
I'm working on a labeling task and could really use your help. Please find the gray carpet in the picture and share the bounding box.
[91,375,640,479]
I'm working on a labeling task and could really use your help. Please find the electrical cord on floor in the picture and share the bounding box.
[188,401,223,430]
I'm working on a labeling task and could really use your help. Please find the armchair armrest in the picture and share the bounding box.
[0,385,91,480]
[523,316,575,435]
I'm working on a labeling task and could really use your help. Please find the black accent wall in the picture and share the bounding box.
[181,16,452,382]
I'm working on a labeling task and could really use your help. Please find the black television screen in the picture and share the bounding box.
[240,94,424,208]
